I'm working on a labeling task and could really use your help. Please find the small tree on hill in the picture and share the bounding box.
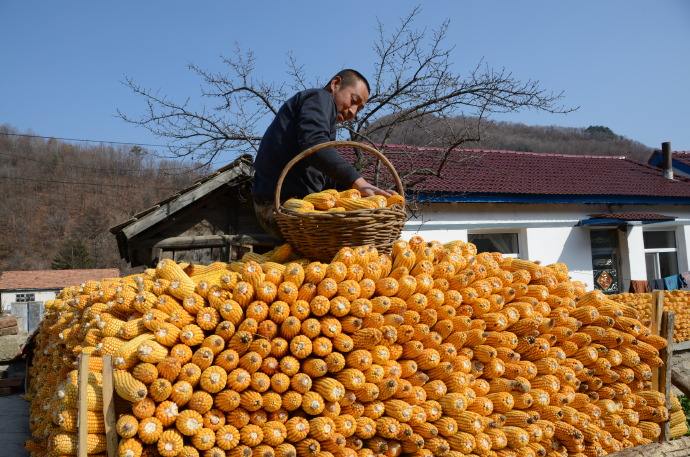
[52,239,93,270]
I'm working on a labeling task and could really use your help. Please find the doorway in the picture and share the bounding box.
[590,229,622,294]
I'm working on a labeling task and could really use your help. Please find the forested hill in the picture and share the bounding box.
[0,125,206,272]
[0,119,654,272]
[368,116,653,163]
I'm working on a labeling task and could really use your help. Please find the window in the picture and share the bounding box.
[644,230,678,283]
[468,233,520,257]
[15,293,35,303]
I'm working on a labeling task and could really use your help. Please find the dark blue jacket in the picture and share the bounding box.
[252,88,360,202]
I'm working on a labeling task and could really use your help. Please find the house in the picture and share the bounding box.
[0,268,120,332]
[352,144,690,293]
[110,143,690,294]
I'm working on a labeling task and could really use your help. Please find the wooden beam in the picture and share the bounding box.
[77,353,90,457]
[659,311,675,443]
[102,355,118,457]
[651,290,664,392]
[152,233,280,250]
[673,339,690,353]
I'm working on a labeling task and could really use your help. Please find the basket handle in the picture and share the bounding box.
[274,140,405,212]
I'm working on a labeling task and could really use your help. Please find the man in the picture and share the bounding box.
[252,69,390,238]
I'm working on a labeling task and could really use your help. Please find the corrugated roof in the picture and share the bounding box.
[340,145,690,198]
[0,269,120,291]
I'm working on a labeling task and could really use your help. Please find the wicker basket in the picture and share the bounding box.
[274,140,406,262]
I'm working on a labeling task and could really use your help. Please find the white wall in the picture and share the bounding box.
[1,289,57,333]
[676,225,690,273]
[618,226,647,292]
[401,201,690,292]
[523,227,594,289]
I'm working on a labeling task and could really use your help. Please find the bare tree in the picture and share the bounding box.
[119,6,574,187]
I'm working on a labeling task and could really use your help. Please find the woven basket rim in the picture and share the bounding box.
[277,204,406,219]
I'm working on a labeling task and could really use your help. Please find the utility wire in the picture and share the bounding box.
[0,150,216,174]
[0,131,231,170]
[0,131,171,148]
[0,175,180,191]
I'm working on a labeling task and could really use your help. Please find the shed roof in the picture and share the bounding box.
[110,154,254,238]
[0,269,120,291]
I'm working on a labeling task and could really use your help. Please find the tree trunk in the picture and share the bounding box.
[607,438,690,457]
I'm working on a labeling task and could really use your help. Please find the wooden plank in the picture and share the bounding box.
[672,339,690,353]
[102,355,118,457]
[0,326,18,336]
[659,311,675,443]
[0,377,24,388]
[77,353,90,457]
[650,290,664,392]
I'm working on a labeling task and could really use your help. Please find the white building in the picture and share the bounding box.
[0,268,119,332]
[386,145,690,293]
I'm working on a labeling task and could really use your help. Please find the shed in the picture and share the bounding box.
[0,268,119,332]
[110,154,277,267]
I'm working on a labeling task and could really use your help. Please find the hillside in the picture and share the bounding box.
[0,125,206,272]
[0,119,655,272]
[367,116,653,163]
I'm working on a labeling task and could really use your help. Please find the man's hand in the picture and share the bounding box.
[352,177,393,197]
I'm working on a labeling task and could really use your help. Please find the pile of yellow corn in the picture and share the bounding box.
[669,395,688,439]
[610,291,690,342]
[607,293,653,327]
[282,189,404,213]
[26,236,670,457]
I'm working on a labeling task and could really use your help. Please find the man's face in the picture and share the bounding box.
[330,77,369,122]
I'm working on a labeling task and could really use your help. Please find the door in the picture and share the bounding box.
[590,229,621,294]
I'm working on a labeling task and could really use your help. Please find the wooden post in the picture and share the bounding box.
[659,310,675,443]
[651,290,664,392]
[102,355,118,457]
[77,353,90,457]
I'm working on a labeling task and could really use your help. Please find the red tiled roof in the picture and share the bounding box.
[0,269,120,291]
[339,145,690,198]
[587,212,675,221]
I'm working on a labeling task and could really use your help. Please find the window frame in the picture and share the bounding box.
[467,231,521,258]
[643,229,679,281]
[15,292,36,303]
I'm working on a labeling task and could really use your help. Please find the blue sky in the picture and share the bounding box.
[1,1,689,165]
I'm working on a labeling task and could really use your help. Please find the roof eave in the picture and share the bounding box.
[414,192,690,205]
[0,287,62,293]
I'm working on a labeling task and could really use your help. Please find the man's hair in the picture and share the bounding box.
[326,69,370,93]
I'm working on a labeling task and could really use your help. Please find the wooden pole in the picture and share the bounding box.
[77,353,90,457]
[659,310,675,443]
[651,290,664,392]
[102,355,118,457]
